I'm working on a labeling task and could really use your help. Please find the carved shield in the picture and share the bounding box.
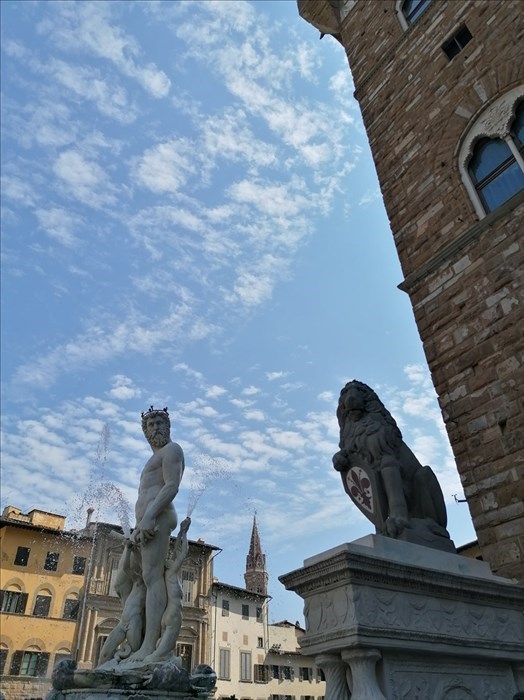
[340,465,388,533]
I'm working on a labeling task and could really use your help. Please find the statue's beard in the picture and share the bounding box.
[146,427,170,449]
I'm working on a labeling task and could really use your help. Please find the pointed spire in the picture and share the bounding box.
[244,513,268,595]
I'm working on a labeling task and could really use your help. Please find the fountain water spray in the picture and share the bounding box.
[185,454,231,517]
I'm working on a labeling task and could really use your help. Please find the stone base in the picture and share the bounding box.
[280,535,524,699]
[47,660,216,700]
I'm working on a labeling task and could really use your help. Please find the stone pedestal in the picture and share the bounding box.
[47,660,216,700]
[280,535,524,700]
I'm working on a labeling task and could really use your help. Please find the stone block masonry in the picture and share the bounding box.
[299,0,524,581]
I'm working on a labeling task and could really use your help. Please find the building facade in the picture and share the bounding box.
[298,0,524,581]
[0,506,92,700]
[0,505,218,699]
[211,517,326,700]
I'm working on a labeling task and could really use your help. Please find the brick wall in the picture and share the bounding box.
[334,0,524,579]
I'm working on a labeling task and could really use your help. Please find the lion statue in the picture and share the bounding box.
[333,380,455,552]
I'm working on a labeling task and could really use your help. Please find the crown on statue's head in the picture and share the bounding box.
[141,405,169,418]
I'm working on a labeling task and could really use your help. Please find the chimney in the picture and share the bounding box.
[86,507,95,528]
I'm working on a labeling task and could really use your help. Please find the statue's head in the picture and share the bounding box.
[141,406,171,448]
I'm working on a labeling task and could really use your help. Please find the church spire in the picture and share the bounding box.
[244,514,268,596]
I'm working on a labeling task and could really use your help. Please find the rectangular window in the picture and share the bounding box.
[62,598,79,620]
[254,664,269,683]
[219,648,230,680]
[242,604,249,619]
[257,636,263,648]
[0,590,28,614]
[72,556,87,575]
[300,667,312,681]
[222,599,230,617]
[0,648,8,675]
[256,606,263,622]
[18,651,50,677]
[44,552,60,571]
[182,569,195,605]
[53,653,71,669]
[271,665,280,679]
[176,643,193,673]
[317,669,325,682]
[240,651,252,682]
[14,547,30,566]
[33,595,52,618]
[442,24,472,60]
[107,558,120,597]
[282,666,292,680]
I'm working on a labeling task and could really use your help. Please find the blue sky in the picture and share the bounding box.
[1,0,475,623]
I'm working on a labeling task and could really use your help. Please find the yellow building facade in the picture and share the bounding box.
[0,506,219,698]
[0,506,92,700]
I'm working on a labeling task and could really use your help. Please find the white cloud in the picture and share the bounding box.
[241,386,260,396]
[404,364,429,384]
[228,178,310,218]
[206,385,227,399]
[49,58,137,124]
[109,375,142,400]
[318,390,334,402]
[266,371,288,381]
[358,188,382,207]
[38,2,170,98]
[2,176,39,207]
[53,150,117,208]
[200,109,276,171]
[244,409,265,421]
[35,207,80,247]
[135,140,196,194]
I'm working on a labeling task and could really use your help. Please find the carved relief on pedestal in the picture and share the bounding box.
[353,587,524,644]
[388,659,514,700]
[303,585,355,634]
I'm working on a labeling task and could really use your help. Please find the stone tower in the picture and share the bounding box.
[244,514,268,595]
[298,0,524,581]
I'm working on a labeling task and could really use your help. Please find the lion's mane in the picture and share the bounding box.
[337,381,404,467]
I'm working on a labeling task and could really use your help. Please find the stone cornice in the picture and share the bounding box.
[280,546,524,608]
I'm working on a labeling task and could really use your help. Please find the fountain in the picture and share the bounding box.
[280,381,524,699]
[48,407,216,700]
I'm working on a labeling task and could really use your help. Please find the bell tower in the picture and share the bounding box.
[244,514,268,596]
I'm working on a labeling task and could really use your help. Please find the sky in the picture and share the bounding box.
[0,0,476,624]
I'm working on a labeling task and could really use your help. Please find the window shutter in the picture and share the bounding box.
[17,593,28,614]
[36,653,50,677]
[0,590,5,609]
[10,651,23,675]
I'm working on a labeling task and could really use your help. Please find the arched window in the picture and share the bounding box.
[53,648,72,669]
[33,588,53,617]
[9,646,50,677]
[0,584,28,614]
[62,593,79,620]
[469,121,524,212]
[458,88,524,218]
[397,0,431,30]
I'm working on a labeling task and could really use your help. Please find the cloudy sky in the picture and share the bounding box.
[1,0,475,623]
